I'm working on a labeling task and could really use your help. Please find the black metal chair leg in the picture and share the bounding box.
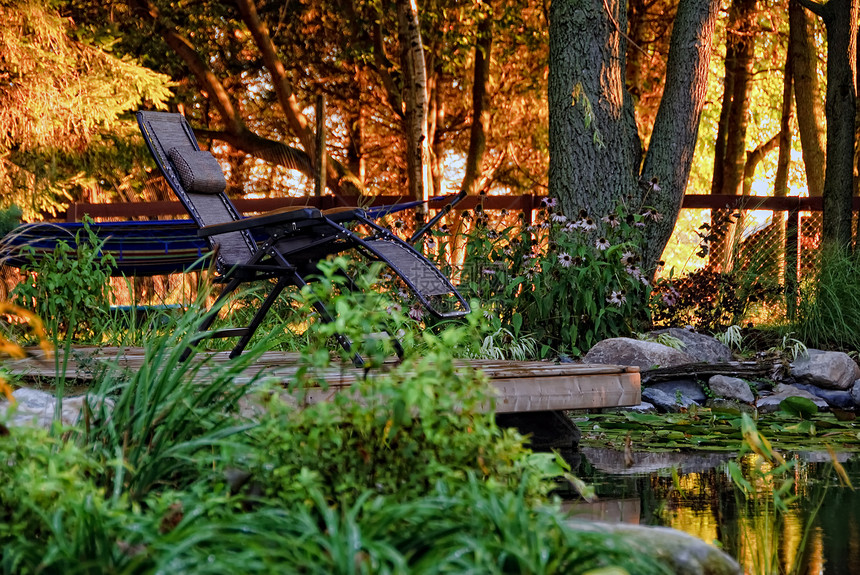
[229,277,290,358]
[180,276,244,362]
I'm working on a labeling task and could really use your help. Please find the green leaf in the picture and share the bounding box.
[779,396,819,419]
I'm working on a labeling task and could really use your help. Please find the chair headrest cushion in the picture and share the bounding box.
[168,147,227,194]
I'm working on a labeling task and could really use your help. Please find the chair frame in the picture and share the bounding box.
[136,110,468,363]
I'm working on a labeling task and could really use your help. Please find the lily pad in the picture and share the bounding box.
[779,396,819,419]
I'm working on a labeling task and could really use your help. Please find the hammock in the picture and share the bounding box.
[0,194,464,277]
[1,220,207,277]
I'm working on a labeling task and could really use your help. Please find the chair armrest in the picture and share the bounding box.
[198,207,322,237]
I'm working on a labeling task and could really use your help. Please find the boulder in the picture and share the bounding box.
[708,375,755,404]
[646,379,707,403]
[650,328,734,363]
[566,522,743,575]
[852,380,860,407]
[790,349,860,390]
[642,387,699,413]
[793,383,856,410]
[0,387,113,429]
[756,384,829,413]
[606,401,657,414]
[584,338,697,371]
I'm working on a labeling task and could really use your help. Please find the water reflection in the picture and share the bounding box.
[567,448,860,574]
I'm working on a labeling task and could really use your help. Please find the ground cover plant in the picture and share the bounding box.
[0,268,671,574]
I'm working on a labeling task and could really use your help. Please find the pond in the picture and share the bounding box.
[564,447,860,574]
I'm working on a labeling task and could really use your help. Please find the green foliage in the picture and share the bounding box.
[452,199,658,357]
[0,282,668,573]
[1,1,173,218]
[11,218,115,341]
[793,246,860,350]
[636,331,685,350]
[651,268,781,332]
[714,324,744,351]
[0,205,22,238]
[238,264,553,507]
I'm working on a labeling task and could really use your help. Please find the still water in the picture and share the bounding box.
[565,448,860,574]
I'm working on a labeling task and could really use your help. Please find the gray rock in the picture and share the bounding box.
[649,327,734,363]
[756,384,829,413]
[584,337,697,371]
[605,401,657,414]
[0,387,114,429]
[793,383,856,410]
[790,349,860,390]
[566,522,742,575]
[642,387,699,413]
[647,379,707,403]
[852,380,860,407]
[708,375,755,403]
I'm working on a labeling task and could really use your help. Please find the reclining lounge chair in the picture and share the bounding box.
[135,110,469,363]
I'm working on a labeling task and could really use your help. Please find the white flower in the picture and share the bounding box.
[641,208,662,222]
[578,217,597,232]
[558,252,573,268]
[595,237,611,250]
[620,251,637,266]
[602,214,621,228]
[541,197,558,208]
[564,222,578,233]
[408,306,424,321]
[551,213,568,223]
[606,290,626,306]
[387,303,403,314]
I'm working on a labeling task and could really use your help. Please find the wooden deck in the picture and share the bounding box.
[3,347,641,413]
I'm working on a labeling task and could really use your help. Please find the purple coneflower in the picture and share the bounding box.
[606,290,626,306]
[408,306,424,321]
[541,197,558,208]
[602,213,620,228]
[620,251,637,266]
[558,252,573,268]
[551,213,568,223]
[595,237,611,250]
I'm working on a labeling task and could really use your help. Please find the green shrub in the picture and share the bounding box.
[452,199,657,357]
[793,245,860,350]
[11,217,115,342]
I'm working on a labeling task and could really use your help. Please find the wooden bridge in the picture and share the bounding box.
[4,347,641,413]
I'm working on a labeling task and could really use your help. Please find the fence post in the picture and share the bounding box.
[785,202,799,319]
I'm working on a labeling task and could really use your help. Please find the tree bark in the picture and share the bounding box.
[550,0,718,274]
[774,44,794,198]
[790,0,826,197]
[397,0,429,202]
[707,0,757,271]
[743,134,781,196]
[798,0,859,248]
[460,16,493,195]
[639,0,720,272]
[549,0,641,222]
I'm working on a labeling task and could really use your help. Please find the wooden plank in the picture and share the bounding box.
[3,347,641,413]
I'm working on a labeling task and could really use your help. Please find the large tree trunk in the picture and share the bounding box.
[397,0,429,203]
[800,0,858,248]
[790,0,826,198]
[548,0,641,222]
[638,0,720,272]
[550,0,718,274]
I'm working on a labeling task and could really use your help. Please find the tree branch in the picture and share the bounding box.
[796,0,827,17]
